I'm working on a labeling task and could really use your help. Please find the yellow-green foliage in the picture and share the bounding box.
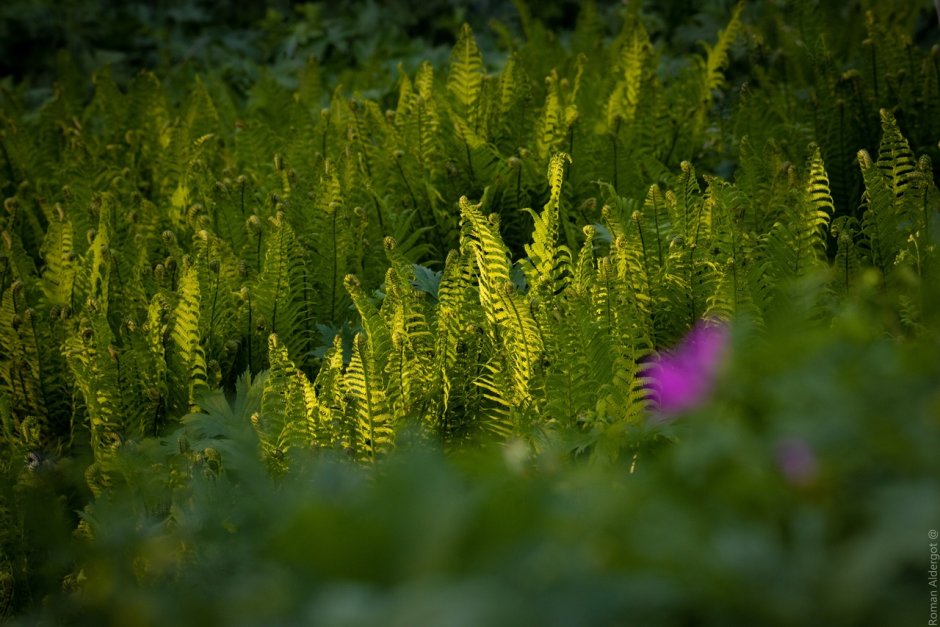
[0,5,938,484]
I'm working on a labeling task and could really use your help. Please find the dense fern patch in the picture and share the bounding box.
[1,1,939,624]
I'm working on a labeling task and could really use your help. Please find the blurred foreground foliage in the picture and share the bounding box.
[8,316,940,626]
[1,0,939,624]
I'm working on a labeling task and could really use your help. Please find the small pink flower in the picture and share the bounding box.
[774,438,819,486]
[647,320,729,418]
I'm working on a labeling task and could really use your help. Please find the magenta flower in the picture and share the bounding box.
[647,320,729,418]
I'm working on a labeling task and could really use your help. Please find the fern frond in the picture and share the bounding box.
[858,149,908,277]
[875,109,917,198]
[606,24,651,132]
[39,210,77,308]
[256,334,322,473]
[522,153,573,296]
[346,333,393,462]
[448,23,486,131]
[536,71,566,162]
[168,264,206,416]
[434,250,472,419]
[805,145,835,261]
[460,197,542,407]
[694,2,744,132]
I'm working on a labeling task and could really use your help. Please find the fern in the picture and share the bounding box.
[763,146,833,299]
[606,23,651,134]
[345,332,393,462]
[460,197,542,409]
[168,263,207,416]
[694,2,744,134]
[522,153,573,297]
[875,109,917,198]
[448,24,486,133]
[381,240,434,424]
[1,3,938,485]
[256,335,320,473]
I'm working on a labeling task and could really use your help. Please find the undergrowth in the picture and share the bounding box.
[0,1,938,624]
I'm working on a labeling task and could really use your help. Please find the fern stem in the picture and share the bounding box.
[26,313,51,432]
[371,194,385,234]
[602,267,614,338]
[731,224,740,312]
[922,187,931,284]
[256,230,263,274]
[394,159,419,210]
[566,124,576,175]
[16,357,31,420]
[651,191,664,268]
[689,201,705,324]
[113,350,127,434]
[933,56,940,117]
[350,106,373,179]
[299,271,314,372]
[663,120,679,167]
[633,212,654,309]
[848,83,873,156]
[611,119,621,194]
[905,41,916,86]
[271,230,284,334]
[417,107,425,169]
[112,252,126,310]
[0,136,16,195]
[397,341,405,418]
[330,209,338,322]
[151,395,163,437]
[207,245,219,352]
[246,290,253,374]
[838,102,853,219]
[208,275,219,362]
[464,140,476,183]
[529,299,547,349]
[844,242,850,294]
[361,358,377,463]
[924,186,932,246]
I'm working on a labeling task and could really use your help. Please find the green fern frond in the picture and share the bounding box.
[256,334,322,473]
[432,251,463,400]
[312,334,350,453]
[858,149,908,277]
[536,71,566,162]
[694,2,744,132]
[460,197,542,407]
[448,23,486,131]
[606,24,651,132]
[875,109,917,198]
[573,225,597,296]
[805,145,835,259]
[39,210,76,308]
[168,264,206,416]
[346,333,393,462]
[344,274,392,372]
[522,153,573,296]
